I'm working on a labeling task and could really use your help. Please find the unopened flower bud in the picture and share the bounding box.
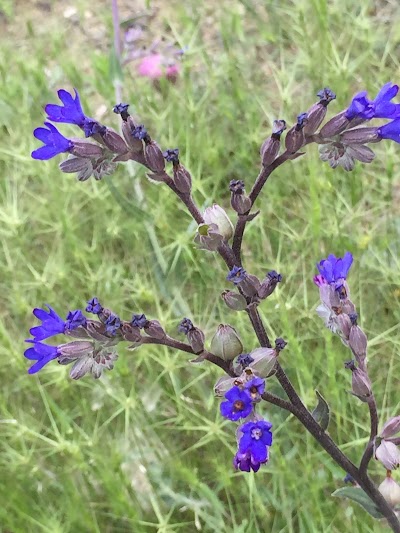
[303,89,336,135]
[229,179,252,214]
[145,141,165,172]
[122,117,144,153]
[203,204,234,241]
[258,270,282,299]
[238,274,261,298]
[187,328,205,354]
[210,324,243,361]
[221,290,247,311]
[381,417,400,439]
[336,313,352,342]
[194,223,224,251]
[344,360,371,401]
[285,113,307,153]
[319,110,349,138]
[260,120,286,166]
[349,325,367,363]
[58,341,94,359]
[340,127,379,144]
[101,128,129,154]
[379,475,400,507]
[248,347,277,377]
[171,163,192,193]
[375,440,400,471]
[71,140,104,158]
[121,322,142,343]
[144,319,166,340]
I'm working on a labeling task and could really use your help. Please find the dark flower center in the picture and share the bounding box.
[234,400,245,411]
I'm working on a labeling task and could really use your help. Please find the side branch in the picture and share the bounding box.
[359,394,379,475]
[232,140,312,264]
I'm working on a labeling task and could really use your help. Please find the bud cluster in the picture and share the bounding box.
[224,265,282,309]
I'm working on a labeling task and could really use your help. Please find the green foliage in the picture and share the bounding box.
[1,0,400,531]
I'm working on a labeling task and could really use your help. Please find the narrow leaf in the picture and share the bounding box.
[311,390,330,430]
[332,487,383,519]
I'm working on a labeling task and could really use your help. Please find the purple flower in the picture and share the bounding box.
[31,122,73,160]
[345,83,400,121]
[83,120,106,138]
[104,314,121,336]
[131,313,148,329]
[29,305,66,341]
[226,266,247,285]
[113,103,130,120]
[238,419,273,463]
[237,353,254,368]
[345,91,371,121]
[24,341,60,374]
[267,270,282,282]
[233,451,262,472]
[132,125,149,141]
[163,148,180,163]
[316,252,353,286]
[244,377,265,399]
[45,89,88,127]
[377,119,400,143]
[86,297,103,314]
[220,386,253,421]
[65,310,87,330]
[178,317,194,334]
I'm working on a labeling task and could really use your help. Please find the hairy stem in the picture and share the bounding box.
[359,394,379,475]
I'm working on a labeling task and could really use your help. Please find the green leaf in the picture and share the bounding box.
[311,390,330,431]
[332,487,384,519]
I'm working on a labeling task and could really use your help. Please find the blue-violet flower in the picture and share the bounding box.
[24,341,61,374]
[317,252,353,288]
[31,122,73,160]
[220,386,253,421]
[226,266,247,285]
[29,305,66,341]
[86,297,103,314]
[238,419,273,463]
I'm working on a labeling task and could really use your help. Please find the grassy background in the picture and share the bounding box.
[1,0,400,531]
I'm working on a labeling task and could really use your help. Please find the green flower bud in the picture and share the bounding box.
[210,324,243,361]
[221,290,247,311]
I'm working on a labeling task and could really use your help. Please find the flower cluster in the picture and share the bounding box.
[24,299,166,379]
[31,88,171,184]
[318,82,400,170]
[313,253,372,401]
[219,373,273,472]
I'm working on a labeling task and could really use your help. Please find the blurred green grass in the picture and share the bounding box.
[1,0,400,531]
